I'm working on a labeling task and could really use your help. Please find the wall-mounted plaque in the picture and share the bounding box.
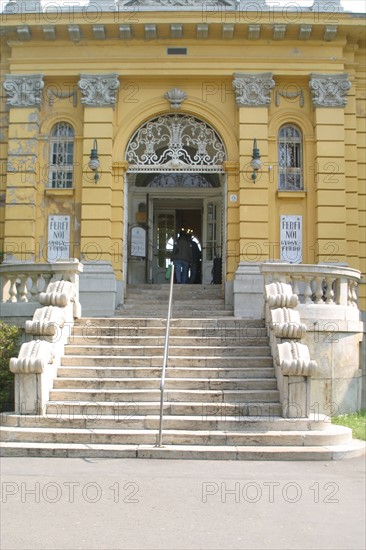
[48,215,70,262]
[130,225,146,258]
[280,215,302,264]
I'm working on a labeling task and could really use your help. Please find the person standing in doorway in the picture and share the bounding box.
[189,236,201,284]
[172,231,192,284]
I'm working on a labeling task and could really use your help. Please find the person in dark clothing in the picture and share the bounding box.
[171,232,192,284]
[189,238,201,284]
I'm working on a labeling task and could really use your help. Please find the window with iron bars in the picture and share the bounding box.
[49,122,74,189]
[278,125,303,191]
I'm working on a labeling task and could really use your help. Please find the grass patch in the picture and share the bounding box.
[332,409,366,441]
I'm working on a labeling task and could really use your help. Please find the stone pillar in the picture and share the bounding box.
[112,160,128,304]
[78,73,120,316]
[2,74,44,262]
[232,73,274,318]
[309,73,351,264]
[232,72,275,264]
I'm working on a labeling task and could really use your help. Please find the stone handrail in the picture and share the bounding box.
[261,263,361,307]
[0,260,83,304]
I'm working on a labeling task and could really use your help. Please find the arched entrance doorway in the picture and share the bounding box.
[125,113,226,284]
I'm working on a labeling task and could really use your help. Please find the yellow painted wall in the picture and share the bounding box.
[0,9,365,308]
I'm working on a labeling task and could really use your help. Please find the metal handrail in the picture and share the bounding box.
[156,263,175,447]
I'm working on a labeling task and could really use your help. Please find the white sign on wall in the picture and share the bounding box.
[130,225,146,257]
[48,215,70,262]
[280,215,302,263]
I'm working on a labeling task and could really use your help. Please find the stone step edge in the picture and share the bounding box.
[52,377,277,383]
[1,414,331,431]
[1,440,365,461]
[0,425,350,437]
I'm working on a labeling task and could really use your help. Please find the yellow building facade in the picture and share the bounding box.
[0,0,365,315]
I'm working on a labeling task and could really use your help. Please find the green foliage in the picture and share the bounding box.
[332,409,366,441]
[0,321,21,411]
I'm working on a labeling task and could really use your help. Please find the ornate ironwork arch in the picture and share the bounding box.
[125,114,226,173]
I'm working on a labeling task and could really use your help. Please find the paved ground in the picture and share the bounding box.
[1,456,365,550]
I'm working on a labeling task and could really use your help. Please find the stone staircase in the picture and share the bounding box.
[1,286,364,460]
[118,284,233,317]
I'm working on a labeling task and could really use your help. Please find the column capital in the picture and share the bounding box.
[309,73,351,108]
[78,74,120,107]
[3,74,44,108]
[232,73,275,107]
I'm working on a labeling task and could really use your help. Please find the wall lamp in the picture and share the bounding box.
[89,139,100,183]
[250,138,261,183]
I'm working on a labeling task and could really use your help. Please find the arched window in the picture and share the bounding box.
[278,125,303,191]
[49,122,74,188]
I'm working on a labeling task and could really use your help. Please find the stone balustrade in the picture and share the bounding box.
[0,260,83,305]
[261,262,361,307]
[6,271,82,414]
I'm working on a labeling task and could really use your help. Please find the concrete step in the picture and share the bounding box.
[48,388,280,403]
[74,317,265,328]
[67,331,268,347]
[52,377,278,391]
[0,424,353,447]
[4,413,318,431]
[116,310,234,318]
[68,336,270,346]
[64,345,272,357]
[60,356,274,367]
[57,366,276,379]
[40,401,284,418]
[2,440,365,460]
[71,326,268,337]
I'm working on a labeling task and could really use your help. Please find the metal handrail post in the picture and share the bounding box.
[156,263,175,447]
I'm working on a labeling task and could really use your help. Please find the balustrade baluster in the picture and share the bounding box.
[314,276,325,304]
[18,274,28,302]
[29,274,40,302]
[7,275,18,302]
[350,281,358,307]
[325,277,335,304]
[291,276,300,299]
[304,276,313,304]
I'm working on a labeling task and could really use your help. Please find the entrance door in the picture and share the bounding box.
[202,197,222,284]
[153,209,176,284]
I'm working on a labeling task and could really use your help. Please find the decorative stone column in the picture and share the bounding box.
[3,74,44,262]
[78,73,120,315]
[232,72,275,318]
[309,73,351,264]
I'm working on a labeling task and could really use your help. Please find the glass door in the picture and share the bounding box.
[202,198,222,284]
[153,209,176,284]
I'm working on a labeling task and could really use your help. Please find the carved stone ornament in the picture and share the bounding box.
[276,341,317,377]
[38,280,76,308]
[265,281,298,309]
[9,340,55,374]
[164,88,187,109]
[3,74,44,108]
[309,73,351,108]
[232,73,275,107]
[78,74,120,107]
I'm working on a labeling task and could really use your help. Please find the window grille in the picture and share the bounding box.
[49,122,74,189]
[278,125,303,191]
